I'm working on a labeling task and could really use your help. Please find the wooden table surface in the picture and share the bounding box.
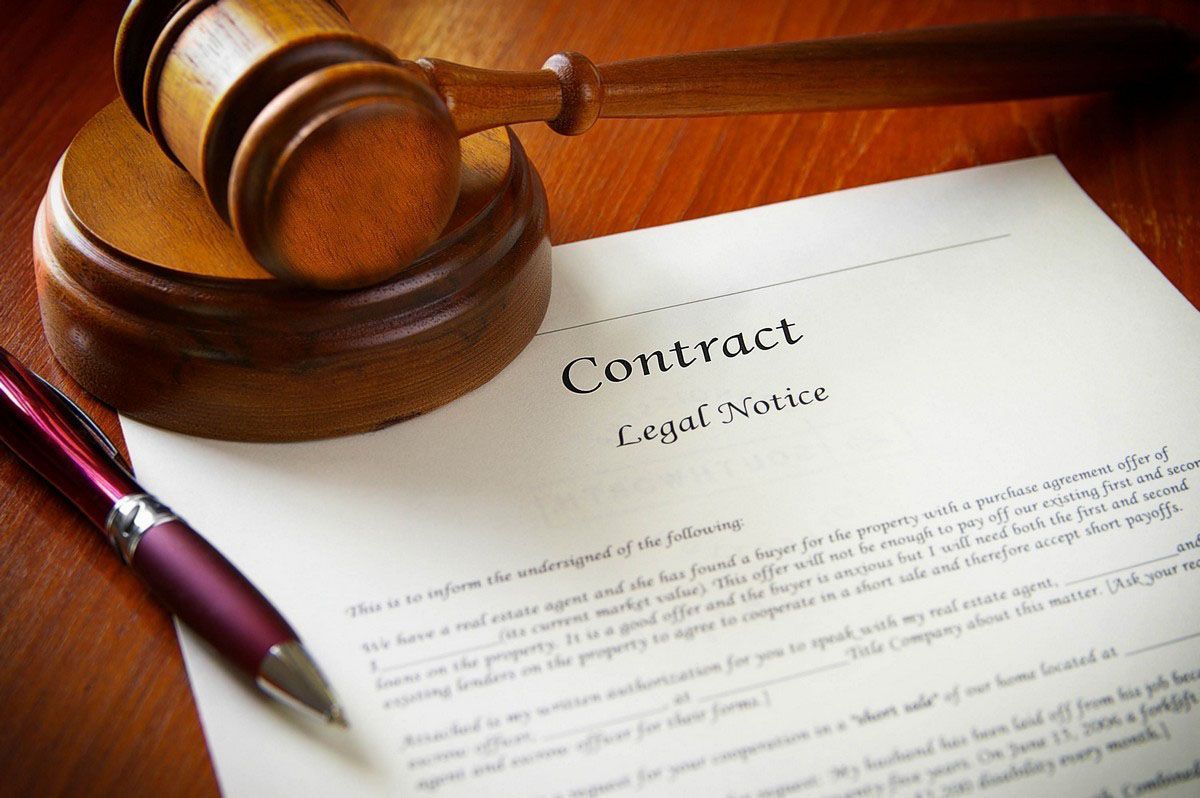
[1,0,1197,794]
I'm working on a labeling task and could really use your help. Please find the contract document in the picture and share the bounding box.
[123,156,1200,797]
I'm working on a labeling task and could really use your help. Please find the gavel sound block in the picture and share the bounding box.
[34,104,548,441]
[32,0,1198,441]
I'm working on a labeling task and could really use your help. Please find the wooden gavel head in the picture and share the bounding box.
[117,1,1198,290]
[116,0,463,289]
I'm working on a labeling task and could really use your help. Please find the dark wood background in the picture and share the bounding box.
[1,1,1197,794]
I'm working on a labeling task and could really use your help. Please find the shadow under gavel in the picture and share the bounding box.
[116,0,1198,289]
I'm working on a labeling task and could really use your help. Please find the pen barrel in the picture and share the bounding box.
[131,519,297,675]
[0,350,137,527]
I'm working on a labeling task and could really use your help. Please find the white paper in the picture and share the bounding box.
[123,157,1200,797]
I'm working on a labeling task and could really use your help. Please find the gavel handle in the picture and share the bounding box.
[417,16,1198,136]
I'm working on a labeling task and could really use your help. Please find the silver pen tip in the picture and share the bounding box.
[257,641,350,729]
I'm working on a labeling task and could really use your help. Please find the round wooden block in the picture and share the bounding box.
[33,101,551,441]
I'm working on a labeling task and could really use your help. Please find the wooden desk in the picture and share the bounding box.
[1,1,1197,793]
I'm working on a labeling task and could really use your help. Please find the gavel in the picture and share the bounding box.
[116,0,1197,289]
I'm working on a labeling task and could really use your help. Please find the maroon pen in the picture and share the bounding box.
[0,346,345,726]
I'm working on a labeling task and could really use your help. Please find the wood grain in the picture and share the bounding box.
[1,0,1198,794]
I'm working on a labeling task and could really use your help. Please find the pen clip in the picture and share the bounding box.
[29,371,134,477]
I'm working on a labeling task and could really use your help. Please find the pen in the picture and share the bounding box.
[0,346,346,727]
